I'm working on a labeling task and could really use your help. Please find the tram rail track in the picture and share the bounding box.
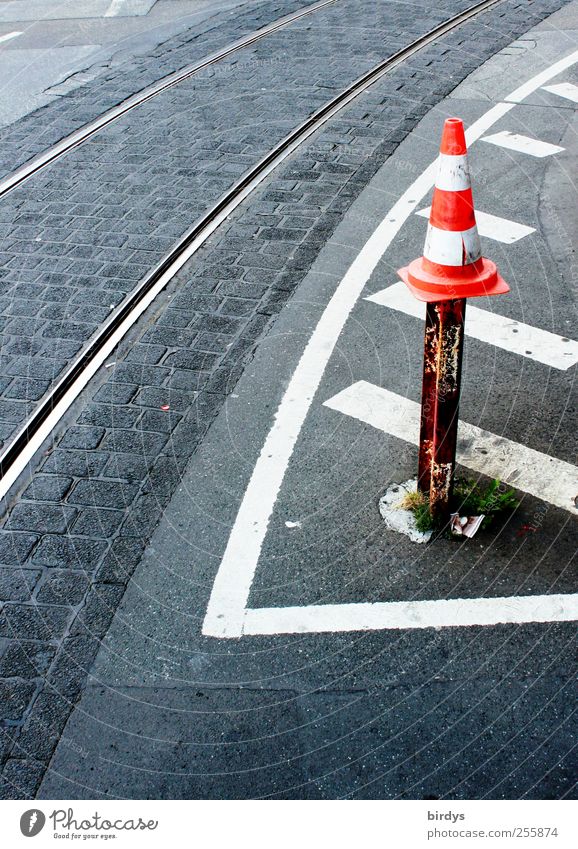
[0,0,341,200]
[0,0,503,503]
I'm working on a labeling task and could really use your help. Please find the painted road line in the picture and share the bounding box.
[366,282,578,371]
[105,0,131,16]
[0,31,22,45]
[481,131,564,157]
[243,594,578,635]
[202,49,578,639]
[541,82,578,104]
[416,207,535,243]
[323,380,577,513]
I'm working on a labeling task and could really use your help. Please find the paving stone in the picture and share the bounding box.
[77,405,141,429]
[70,508,125,540]
[0,605,71,642]
[5,504,77,535]
[4,379,50,401]
[67,480,139,509]
[134,386,193,411]
[36,571,91,607]
[0,568,42,603]
[101,429,168,456]
[0,533,39,566]
[69,584,125,640]
[92,381,141,405]
[21,475,73,503]
[102,452,150,482]
[0,679,36,722]
[31,535,107,570]
[0,758,45,799]
[41,449,109,478]
[45,635,101,701]
[139,409,183,434]
[96,537,147,584]
[0,644,55,679]
[59,426,105,451]
[10,692,71,762]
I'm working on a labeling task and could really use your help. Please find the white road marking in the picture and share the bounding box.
[203,50,578,639]
[416,206,535,243]
[366,282,578,371]
[243,594,578,635]
[323,380,577,513]
[505,51,578,102]
[104,0,129,16]
[481,130,564,157]
[0,31,22,45]
[541,82,578,104]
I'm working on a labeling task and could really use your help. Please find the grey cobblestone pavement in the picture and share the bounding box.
[0,0,571,798]
[0,0,315,178]
[0,0,476,452]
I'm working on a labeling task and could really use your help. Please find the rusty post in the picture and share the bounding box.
[417,298,466,523]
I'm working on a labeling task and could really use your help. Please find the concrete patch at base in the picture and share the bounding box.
[378,478,432,544]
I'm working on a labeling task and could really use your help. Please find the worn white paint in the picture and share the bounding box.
[203,52,578,639]
[242,594,578,635]
[417,206,535,243]
[423,221,481,265]
[481,131,564,157]
[323,381,577,513]
[505,50,578,102]
[0,31,21,44]
[104,0,129,16]
[435,152,471,191]
[541,82,578,104]
[366,282,578,370]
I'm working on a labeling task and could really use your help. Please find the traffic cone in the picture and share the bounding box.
[398,117,509,302]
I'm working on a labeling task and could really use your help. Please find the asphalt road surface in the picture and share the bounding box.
[0,0,244,127]
[34,3,577,799]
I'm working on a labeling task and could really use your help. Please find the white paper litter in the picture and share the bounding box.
[450,513,485,538]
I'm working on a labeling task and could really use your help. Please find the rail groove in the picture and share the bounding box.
[0,0,341,199]
[0,0,502,502]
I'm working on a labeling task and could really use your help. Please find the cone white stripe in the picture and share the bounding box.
[423,222,481,266]
[435,152,471,191]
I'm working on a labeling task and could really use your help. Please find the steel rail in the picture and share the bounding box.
[0,0,502,501]
[0,0,341,199]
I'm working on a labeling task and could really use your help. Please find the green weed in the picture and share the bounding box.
[402,478,519,536]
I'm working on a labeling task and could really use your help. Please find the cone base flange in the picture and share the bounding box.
[398,257,510,303]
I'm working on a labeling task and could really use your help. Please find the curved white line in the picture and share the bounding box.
[203,48,578,638]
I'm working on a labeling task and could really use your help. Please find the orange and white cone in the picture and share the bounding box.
[398,117,509,302]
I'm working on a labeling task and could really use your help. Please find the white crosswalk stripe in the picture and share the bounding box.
[0,31,22,44]
[481,130,564,157]
[323,380,577,513]
[416,207,535,243]
[366,282,578,370]
[542,82,578,103]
